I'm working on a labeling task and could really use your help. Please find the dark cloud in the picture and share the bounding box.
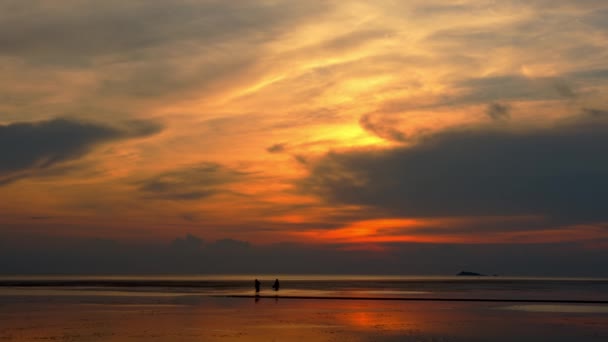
[359,113,407,142]
[293,154,309,165]
[300,115,608,223]
[583,108,608,118]
[171,234,204,253]
[455,75,577,104]
[209,238,251,251]
[0,118,162,183]
[486,103,511,121]
[136,162,251,201]
[266,143,287,154]
[553,81,577,98]
[570,68,608,80]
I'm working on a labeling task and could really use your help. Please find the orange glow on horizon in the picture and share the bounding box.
[288,216,608,246]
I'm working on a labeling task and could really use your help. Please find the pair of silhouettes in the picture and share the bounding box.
[254,278,280,293]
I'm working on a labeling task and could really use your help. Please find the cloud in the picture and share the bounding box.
[0,0,327,64]
[359,113,407,142]
[209,238,251,251]
[136,162,252,201]
[412,4,473,16]
[583,108,608,118]
[553,81,577,99]
[585,8,608,31]
[455,75,577,104]
[424,5,607,56]
[0,1,330,125]
[319,29,392,51]
[381,74,580,115]
[266,143,287,154]
[570,68,608,81]
[0,118,162,183]
[300,114,608,223]
[171,234,204,253]
[486,103,511,121]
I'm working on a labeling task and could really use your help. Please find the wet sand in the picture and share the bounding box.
[1,294,608,341]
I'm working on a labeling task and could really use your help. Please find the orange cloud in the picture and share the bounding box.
[289,216,608,246]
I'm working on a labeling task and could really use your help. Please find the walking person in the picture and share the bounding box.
[254,278,261,294]
[272,278,280,292]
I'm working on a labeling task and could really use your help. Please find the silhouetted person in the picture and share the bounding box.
[254,278,261,294]
[272,278,280,291]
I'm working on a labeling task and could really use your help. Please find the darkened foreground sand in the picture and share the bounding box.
[1,294,608,341]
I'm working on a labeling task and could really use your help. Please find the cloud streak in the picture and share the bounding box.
[136,162,252,201]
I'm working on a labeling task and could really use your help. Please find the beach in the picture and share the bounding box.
[1,276,608,341]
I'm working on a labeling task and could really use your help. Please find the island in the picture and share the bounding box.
[457,271,486,276]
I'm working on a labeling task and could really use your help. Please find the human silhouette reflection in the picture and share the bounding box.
[254,278,261,294]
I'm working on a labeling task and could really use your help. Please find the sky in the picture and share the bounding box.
[1,0,608,275]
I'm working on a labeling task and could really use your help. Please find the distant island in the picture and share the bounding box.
[457,271,486,276]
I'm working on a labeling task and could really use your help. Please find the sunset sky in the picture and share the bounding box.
[1,0,607,275]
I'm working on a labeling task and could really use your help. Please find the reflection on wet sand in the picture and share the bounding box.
[1,296,608,341]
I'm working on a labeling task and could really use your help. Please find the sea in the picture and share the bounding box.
[2,275,608,341]
[2,275,608,303]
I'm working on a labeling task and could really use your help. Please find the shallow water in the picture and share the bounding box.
[2,275,608,302]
